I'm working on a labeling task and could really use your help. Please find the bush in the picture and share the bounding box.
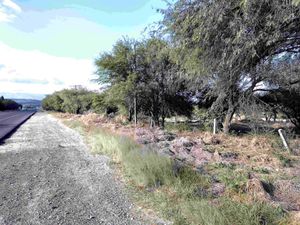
[0,96,21,111]
[42,88,96,114]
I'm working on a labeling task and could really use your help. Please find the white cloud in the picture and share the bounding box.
[0,7,14,22]
[0,0,21,22]
[0,42,100,95]
[2,0,21,13]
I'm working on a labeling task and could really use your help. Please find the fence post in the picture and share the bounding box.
[278,129,290,152]
[213,118,217,135]
[134,95,137,127]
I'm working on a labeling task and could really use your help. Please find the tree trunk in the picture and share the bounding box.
[128,107,133,122]
[223,108,235,134]
[161,115,165,129]
[161,101,165,129]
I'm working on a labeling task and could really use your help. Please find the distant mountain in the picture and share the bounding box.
[12,99,41,106]
[0,93,45,100]
[11,99,42,110]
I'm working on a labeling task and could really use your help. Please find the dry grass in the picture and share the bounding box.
[180,130,300,170]
[56,112,300,171]
[54,112,300,224]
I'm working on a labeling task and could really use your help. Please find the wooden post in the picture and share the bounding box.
[213,118,217,135]
[134,95,137,127]
[278,129,290,152]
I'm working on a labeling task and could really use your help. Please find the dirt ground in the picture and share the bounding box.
[0,113,144,225]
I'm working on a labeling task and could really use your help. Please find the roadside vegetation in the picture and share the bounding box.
[0,96,21,111]
[42,87,96,114]
[45,0,300,134]
[60,116,287,225]
[45,0,300,224]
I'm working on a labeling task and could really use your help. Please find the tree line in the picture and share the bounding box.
[43,0,300,133]
[42,88,96,114]
[0,96,21,111]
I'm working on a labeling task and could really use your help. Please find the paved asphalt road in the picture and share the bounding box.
[0,111,35,141]
[0,113,145,225]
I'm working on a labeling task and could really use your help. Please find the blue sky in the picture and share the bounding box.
[0,0,167,99]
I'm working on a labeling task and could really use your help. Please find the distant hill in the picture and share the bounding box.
[12,99,41,105]
[12,99,42,110]
[0,93,45,100]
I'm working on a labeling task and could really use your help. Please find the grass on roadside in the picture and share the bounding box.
[64,119,286,225]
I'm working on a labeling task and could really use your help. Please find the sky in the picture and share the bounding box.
[0,0,167,99]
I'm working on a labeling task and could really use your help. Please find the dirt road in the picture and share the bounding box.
[0,113,143,225]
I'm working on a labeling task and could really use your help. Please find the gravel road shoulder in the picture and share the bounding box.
[0,113,144,225]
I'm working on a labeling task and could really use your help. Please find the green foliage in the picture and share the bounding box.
[193,107,209,120]
[42,88,96,114]
[42,94,63,112]
[165,122,193,132]
[162,0,300,132]
[0,96,21,111]
[124,150,174,187]
[218,200,284,225]
[90,128,176,187]
[193,107,213,130]
[167,199,284,225]
[209,163,249,193]
[94,37,193,126]
[95,38,138,85]
[92,94,107,114]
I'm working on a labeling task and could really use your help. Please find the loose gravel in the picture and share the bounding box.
[0,113,143,225]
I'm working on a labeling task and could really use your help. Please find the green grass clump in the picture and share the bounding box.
[207,163,249,193]
[123,149,174,187]
[165,122,193,132]
[89,128,178,187]
[219,200,285,225]
[179,199,283,225]
[89,128,210,189]
[134,188,284,225]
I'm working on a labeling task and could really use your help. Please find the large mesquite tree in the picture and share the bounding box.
[162,0,300,133]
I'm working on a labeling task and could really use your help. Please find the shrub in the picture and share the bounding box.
[0,96,21,110]
[42,88,96,114]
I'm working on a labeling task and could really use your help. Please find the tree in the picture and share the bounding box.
[139,38,192,127]
[0,97,21,111]
[42,94,63,112]
[258,58,300,131]
[42,88,96,114]
[94,37,193,127]
[162,0,300,133]
[95,38,143,120]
